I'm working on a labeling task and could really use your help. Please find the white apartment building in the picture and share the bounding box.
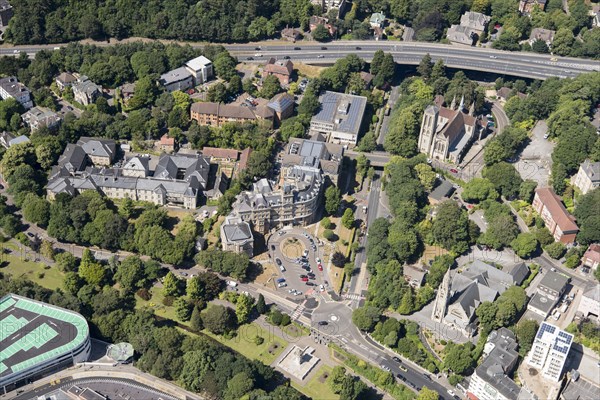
[185,56,213,85]
[526,322,573,382]
[0,76,33,109]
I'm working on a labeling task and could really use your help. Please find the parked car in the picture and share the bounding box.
[301,277,309,282]
[318,321,328,326]
[277,282,287,288]
[275,258,282,266]
[381,364,391,372]
[450,168,458,173]
[399,365,408,372]
[318,264,323,271]
[392,357,401,363]
[276,278,286,283]
[306,281,315,286]
[294,47,301,50]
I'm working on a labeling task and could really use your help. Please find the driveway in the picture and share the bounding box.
[513,120,553,185]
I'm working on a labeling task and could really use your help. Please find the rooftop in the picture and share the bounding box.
[312,91,367,136]
[579,159,600,183]
[535,322,573,356]
[160,67,192,85]
[535,187,579,233]
[429,180,455,201]
[0,76,30,98]
[185,55,212,71]
[0,294,89,379]
[539,270,569,293]
[561,376,600,400]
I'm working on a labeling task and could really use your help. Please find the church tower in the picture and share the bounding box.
[431,267,451,323]
[418,105,439,157]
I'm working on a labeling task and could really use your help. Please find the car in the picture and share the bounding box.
[316,257,322,264]
[381,364,391,372]
[276,278,286,283]
[450,168,458,173]
[423,374,432,381]
[406,381,415,389]
[544,134,549,139]
[318,321,328,326]
[246,57,254,60]
[283,55,291,59]
[275,258,282,266]
[447,389,456,398]
[278,282,287,288]
[489,55,497,59]
[550,57,558,62]
[355,46,362,50]
[294,47,301,50]
[427,158,432,164]
[551,267,556,272]
[279,265,286,272]
[254,53,262,57]
[303,249,309,256]
[301,277,309,282]
[26,232,35,238]
[0,184,4,190]
[317,55,324,58]
[318,264,323,271]
[321,46,327,50]
[288,289,296,294]
[399,365,408,372]
[295,291,303,295]
[306,281,315,286]
[396,373,405,381]
[319,284,325,291]
[392,357,401,363]
[271,244,276,251]
[67,106,73,111]
[309,275,316,280]
[300,274,307,278]
[255,46,261,50]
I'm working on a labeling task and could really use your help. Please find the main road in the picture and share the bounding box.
[1,40,599,80]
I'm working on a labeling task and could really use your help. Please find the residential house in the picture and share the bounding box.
[220,216,254,257]
[572,160,600,195]
[309,16,337,36]
[0,76,33,109]
[190,102,273,128]
[282,138,344,185]
[496,87,527,104]
[0,131,29,149]
[526,322,573,382]
[532,188,579,244]
[577,285,600,321]
[0,0,13,27]
[418,97,480,163]
[309,91,367,146]
[529,28,555,47]
[428,180,455,205]
[468,328,534,400]
[527,270,569,318]
[121,156,149,178]
[72,77,101,106]
[281,27,303,42]
[369,12,385,28]
[582,244,600,271]
[55,72,77,91]
[159,67,193,93]
[446,11,490,45]
[21,106,62,131]
[263,58,294,86]
[119,83,136,106]
[431,260,529,336]
[460,11,491,34]
[591,4,600,28]
[202,147,240,163]
[310,0,347,14]
[447,25,477,45]
[155,134,175,153]
[184,56,213,85]
[267,92,295,124]
[519,0,547,14]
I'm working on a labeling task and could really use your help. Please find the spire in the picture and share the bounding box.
[431,267,452,323]
[450,95,456,110]
[459,95,465,111]
[469,102,475,116]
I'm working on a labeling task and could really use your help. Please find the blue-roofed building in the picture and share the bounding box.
[526,322,573,382]
[310,91,367,146]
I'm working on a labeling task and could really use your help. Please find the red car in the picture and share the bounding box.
[301,277,309,282]
[318,264,323,271]
[450,168,458,173]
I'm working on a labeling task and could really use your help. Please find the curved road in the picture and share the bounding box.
[1,40,599,79]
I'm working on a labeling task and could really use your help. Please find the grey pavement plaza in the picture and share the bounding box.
[513,120,554,186]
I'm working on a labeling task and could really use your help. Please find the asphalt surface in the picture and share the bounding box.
[378,86,400,146]
[1,40,599,79]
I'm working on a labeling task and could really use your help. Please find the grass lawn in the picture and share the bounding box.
[203,322,288,365]
[0,244,64,290]
[282,322,309,339]
[292,365,339,400]
[135,286,180,322]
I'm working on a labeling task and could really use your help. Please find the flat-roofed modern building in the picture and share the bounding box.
[310,91,367,146]
[185,55,213,85]
[526,322,573,382]
[0,294,91,394]
[159,67,193,93]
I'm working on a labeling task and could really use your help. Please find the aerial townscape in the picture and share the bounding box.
[0,0,599,399]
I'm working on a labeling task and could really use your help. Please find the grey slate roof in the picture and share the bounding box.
[77,137,116,159]
[223,221,252,243]
[429,180,455,201]
[580,159,600,184]
[560,377,600,400]
[160,67,192,85]
[539,271,569,293]
[153,153,210,186]
[58,144,88,172]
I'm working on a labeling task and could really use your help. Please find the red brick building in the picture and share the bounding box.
[532,188,579,244]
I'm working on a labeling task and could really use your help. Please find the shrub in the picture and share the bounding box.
[270,309,283,325]
[321,217,332,229]
[448,374,461,386]
[37,272,45,279]
[254,336,264,345]
[323,229,336,241]
[281,313,291,326]
[162,296,174,306]
[137,288,152,301]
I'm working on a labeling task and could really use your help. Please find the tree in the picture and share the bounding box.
[519,180,538,202]
[370,50,385,75]
[55,251,78,272]
[480,215,518,250]
[21,194,50,227]
[321,217,333,229]
[189,306,203,332]
[427,255,454,287]
[461,178,498,203]
[482,162,523,199]
[417,387,440,400]
[175,297,192,321]
[432,201,473,254]
[352,306,380,331]
[515,319,539,356]
[235,294,254,324]
[329,365,347,394]
[280,117,306,141]
[545,242,566,259]
[414,163,437,191]
[476,301,499,334]
[397,290,415,314]
[260,75,281,99]
[323,229,336,242]
[444,342,475,375]
[114,255,145,291]
[417,53,433,81]
[331,251,347,268]
[78,249,106,287]
[224,372,255,400]
[1,142,37,179]
[162,271,181,297]
[312,24,330,41]
[531,39,549,53]
[202,305,236,335]
[341,208,355,229]
[256,293,267,314]
[325,185,341,215]
[511,233,539,259]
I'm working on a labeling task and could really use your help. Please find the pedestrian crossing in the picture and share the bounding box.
[291,300,306,319]
[343,293,363,301]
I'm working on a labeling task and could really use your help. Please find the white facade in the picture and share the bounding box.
[468,372,512,400]
[526,322,573,382]
[578,285,600,320]
[0,77,33,109]
[185,56,213,85]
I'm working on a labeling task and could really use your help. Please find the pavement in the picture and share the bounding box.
[377,86,400,146]
[513,120,553,186]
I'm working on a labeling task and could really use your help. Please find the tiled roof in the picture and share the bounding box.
[535,187,578,232]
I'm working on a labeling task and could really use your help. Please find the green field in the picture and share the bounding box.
[135,287,180,322]
[292,365,339,400]
[203,322,288,365]
[0,243,64,290]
